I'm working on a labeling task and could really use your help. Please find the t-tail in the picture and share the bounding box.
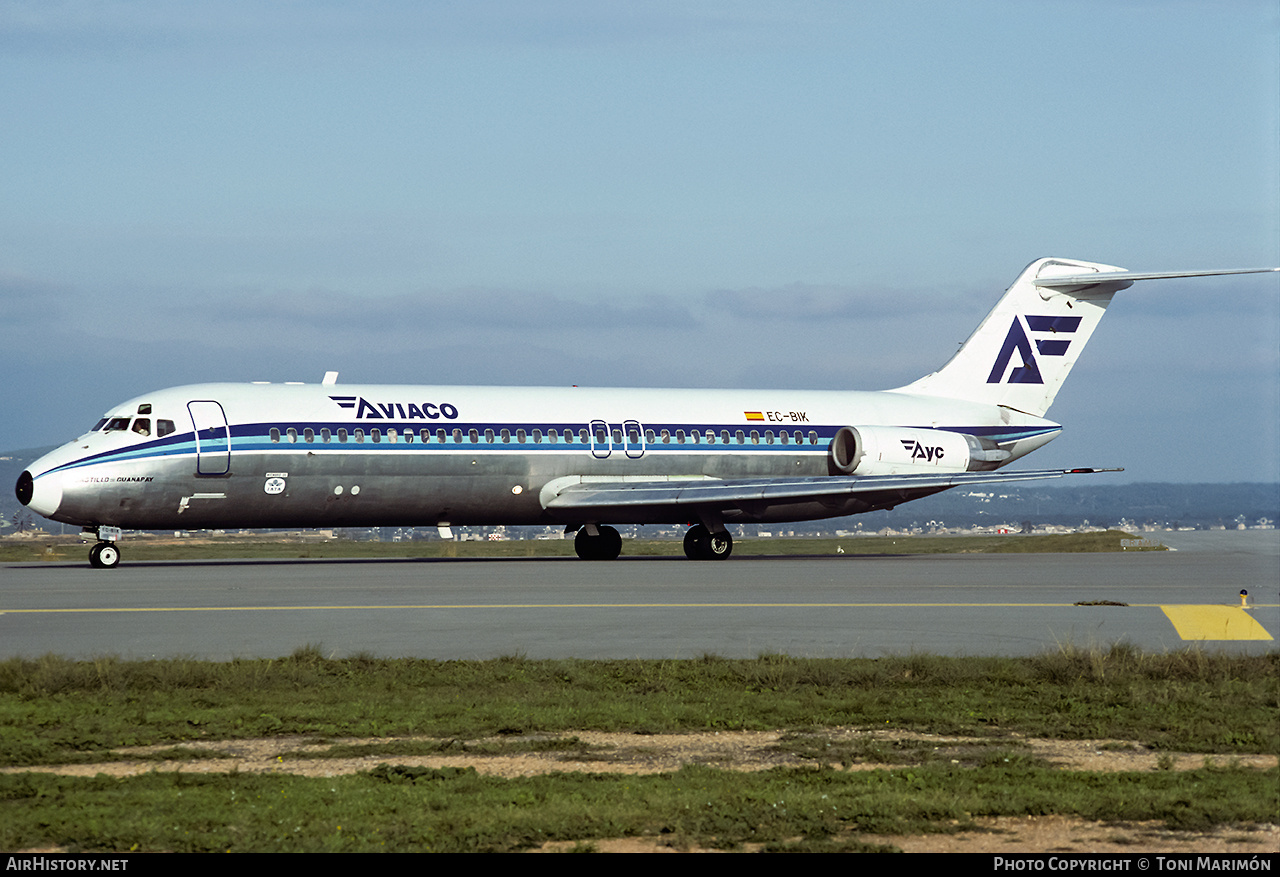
[892,257,1279,418]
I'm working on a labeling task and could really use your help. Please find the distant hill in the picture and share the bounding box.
[840,481,1279,531]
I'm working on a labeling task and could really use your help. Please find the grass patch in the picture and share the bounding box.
[1,647,1275,766]
[1,647,1275,852]
[0,762,1273,852]
[771,732,1044,768]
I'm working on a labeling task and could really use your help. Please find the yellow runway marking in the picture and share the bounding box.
[1161,605,1274,641]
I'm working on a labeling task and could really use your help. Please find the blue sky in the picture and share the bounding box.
[2,1,1277,482]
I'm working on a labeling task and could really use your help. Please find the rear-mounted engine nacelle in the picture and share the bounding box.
[828,426,1010,476]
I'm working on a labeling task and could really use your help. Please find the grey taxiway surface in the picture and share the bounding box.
[2,531,1276,660]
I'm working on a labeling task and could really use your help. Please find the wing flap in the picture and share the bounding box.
[542,468,1120,513]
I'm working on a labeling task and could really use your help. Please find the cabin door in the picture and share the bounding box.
[187,401,231,475]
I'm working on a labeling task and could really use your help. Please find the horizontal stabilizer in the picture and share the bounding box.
[1034,267,1279,295]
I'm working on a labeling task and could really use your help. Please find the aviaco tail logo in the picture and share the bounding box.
[986,315,1082,384]
[329,396,459,420]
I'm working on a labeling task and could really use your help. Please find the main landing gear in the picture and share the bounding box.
[683,524,732,561]
[574,525,623,560]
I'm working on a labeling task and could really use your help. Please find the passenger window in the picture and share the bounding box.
[532,429,542,444]
[131,418,151,436]
[157,419,175,438]
[808,431,818,445]
[484,429,495,443]
[516,429,525,443]
[321,428,331,443]
[721,430,730,444]
[270,428,281,443]
[354,429,364,443]
[469,429,479,444]
[765,430,774,445]
[304,428,315,443]
[286,428,298,443]
[371,429,381,443]
[735,430,746,444]
[338,428,348,443]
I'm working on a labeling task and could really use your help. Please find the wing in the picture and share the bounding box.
[541,468,1120,523]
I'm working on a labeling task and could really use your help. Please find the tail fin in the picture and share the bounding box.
[892,259,1278,417]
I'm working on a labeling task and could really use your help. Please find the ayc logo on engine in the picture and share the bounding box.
[900,439,945,462]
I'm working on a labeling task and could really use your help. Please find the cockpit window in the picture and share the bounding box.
[104,417,131,432]
[132,418,151,436]
[91,418,108,432]
[157,419,175,437]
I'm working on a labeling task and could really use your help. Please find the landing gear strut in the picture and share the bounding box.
[683,524,732,560]
[574,525,623,560]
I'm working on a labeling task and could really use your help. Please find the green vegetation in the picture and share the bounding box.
[2,647,1274,851]
[2,647,1274,765]
[2,762,1273,852]
[0,529,1160,563]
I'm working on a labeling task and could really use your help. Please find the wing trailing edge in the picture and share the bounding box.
[541,468,1121,519]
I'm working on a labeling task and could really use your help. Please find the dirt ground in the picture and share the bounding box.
[8,728,1277,853]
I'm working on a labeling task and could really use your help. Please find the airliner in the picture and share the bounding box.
[14,257,1277,568]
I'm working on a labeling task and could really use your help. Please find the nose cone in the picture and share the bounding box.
[15,469,63,518]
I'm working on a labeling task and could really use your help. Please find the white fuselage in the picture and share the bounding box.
[20,381,1060,532]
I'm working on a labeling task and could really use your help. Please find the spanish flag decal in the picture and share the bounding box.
[744,411,765,421]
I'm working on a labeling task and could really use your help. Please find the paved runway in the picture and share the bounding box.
[2,532,1276,660]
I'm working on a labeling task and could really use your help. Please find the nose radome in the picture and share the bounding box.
[16,469,62,517]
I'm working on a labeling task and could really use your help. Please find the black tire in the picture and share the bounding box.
[574,526,622,560]
[683,525,708,559]
[598,526,622,560]
[705,530,732,560]
[89,542,121,569]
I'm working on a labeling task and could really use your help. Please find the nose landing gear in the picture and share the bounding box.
[89,542,121,569]
[85,526,123,569]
